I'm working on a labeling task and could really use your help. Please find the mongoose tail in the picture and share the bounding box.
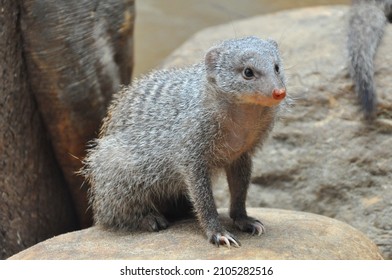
[347,0,392,120]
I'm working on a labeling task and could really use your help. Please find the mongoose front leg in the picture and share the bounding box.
[185,164,240,247]
[226,153,265,235]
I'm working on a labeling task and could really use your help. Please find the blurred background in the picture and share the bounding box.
[133,0,350,77]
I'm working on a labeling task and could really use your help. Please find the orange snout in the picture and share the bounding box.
[272,88,286,101]
[240,88,287,107]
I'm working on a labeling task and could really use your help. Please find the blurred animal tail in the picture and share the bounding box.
[347,0,391,120]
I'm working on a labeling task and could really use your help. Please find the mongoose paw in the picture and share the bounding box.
[234,217,265,236]
[209,230,241,248]
[140,213,169,232]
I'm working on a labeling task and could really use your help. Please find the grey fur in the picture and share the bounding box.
[82,36,288,247]
[347,0,392,119]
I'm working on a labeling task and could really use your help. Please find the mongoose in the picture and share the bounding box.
[347,0,392,120]
[82,36,288,247]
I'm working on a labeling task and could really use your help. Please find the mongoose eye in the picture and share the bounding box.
[274,64,280,74]
[243,68,254,79]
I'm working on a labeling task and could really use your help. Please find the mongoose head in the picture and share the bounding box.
[205,36,287,107]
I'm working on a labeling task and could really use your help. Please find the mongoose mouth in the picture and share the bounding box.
[240,89,286,107]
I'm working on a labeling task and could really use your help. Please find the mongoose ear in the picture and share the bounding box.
[205,47,221,82]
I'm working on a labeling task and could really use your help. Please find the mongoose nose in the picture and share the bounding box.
[272,88,286,100]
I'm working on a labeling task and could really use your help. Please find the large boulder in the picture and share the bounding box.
[1,0,77,260]
[162,6,392,259]
[20,0,135,228]
[0,0,135,259]
[9,208,382,260]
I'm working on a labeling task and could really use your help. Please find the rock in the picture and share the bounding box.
[0,1,78,259]
[8,208,383,260]
[20,0,135,228]
[1,0,135,260]
[162,6,392,259]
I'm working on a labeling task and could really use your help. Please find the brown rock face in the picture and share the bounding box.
[162,6,392,259]
[8,208,383,260]
[0,0,77,259]
[19,0,135,228]
[0,0,134,259]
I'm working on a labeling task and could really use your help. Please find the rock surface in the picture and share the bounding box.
[8,208,382,260]
[0,0,77,259]
[1,0,135,260]
[162,6,392,259]
[20,0,135,228]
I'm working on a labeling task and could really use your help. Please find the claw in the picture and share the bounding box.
[227,236,241,248]
[234,217,266,236]
[253,220,266,236]
[209,231,241,248]
[220,236,231,248]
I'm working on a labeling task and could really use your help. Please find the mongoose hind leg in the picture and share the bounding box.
[140,211,169,232]
[226,153,266,236]
[139,192,194,231]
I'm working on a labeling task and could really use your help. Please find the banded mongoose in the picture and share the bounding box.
[347,0,392,120]
[82,36,288,247]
